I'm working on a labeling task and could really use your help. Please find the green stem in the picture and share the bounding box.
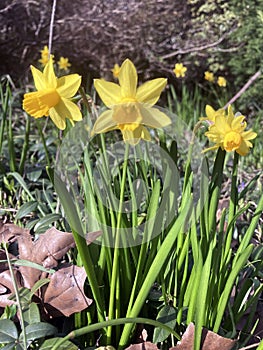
[0,80,10,155]
[51,317,180,350]
[36,119,51,168]
[224,152,239,258]
[119,197,192,348]
[228,152,239,229]
[208,148,226,235]
[4,243,27,349]
[79,87,92,115]
[19,114,31,174]
[107,143,130,343]
[8,104,16,172]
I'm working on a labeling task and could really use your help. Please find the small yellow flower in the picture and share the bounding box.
[57,57,71,71]
[204,71,214,82]
[38,45,54,67]
[173,63,187,78]
[92,59,171,145]
[217,76,227,87]
[203,105,257,156]
[40,45,49,58]
[23,59,82,130]
[111,64,121,78]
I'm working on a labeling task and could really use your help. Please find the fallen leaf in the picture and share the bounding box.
[44,264,92,317]
[18,227,76,288]
[0,269,22,307]
[171,323,236,350]
[0,223,99,318]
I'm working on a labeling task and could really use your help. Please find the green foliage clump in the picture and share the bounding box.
[226,0,263,115]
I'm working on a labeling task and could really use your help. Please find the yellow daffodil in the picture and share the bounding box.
[203,105,257,156]
[173,63,187,78]
[204,71,214,82]
[111,63,121,78]
[92,59,171,145]
[217,76,227,87]
[23,59,82,130]
[38,45,54,67]
[40,45,49,58]
[58,57,71,71]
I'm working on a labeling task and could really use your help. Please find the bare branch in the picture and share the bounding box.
[224,70,261,109]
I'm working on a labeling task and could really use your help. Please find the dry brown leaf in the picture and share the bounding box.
[18,227,76,288]
[0,269,22,307]
[44,264,92,317]
[171,323,236,350]
[0,223,99,317]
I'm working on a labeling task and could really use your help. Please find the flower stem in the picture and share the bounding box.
[208,148,226,235]
[36,120,51,168]
[227,152,239,238]
[118,197,192,348]
[4,243,27,349]
[107,143,130,344]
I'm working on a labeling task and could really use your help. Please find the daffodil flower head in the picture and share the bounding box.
[204,71,214,82]
[92,59,171,145]
[23,59,82,130]
[111,63,121,79]
[38,45,54,67]
[203,105,257,156]
[173,63,187,78]
[40,45,50,57]
[217,76,227,87]
[58,57,71,71]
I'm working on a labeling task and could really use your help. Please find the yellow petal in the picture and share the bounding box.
[201,144,220,153]
[214,115,231,134]
[55,98,82,122]
[236,139,250,156]
[205,105,224,123]
[205,105,216,119]
[141,126,151,141]
[140,106,171,129]
[118,59,137,98]
[43,59,57,89]
[92,110,117,134]
[30,65,47,91]
[241,130,257,140]
[57,74,81,98]
[136,78,167,106]
[231,115,246,131]
[94,79,121,108]
[49,107,66,130]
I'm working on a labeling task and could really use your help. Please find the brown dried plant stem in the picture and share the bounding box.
[223,70,261,109]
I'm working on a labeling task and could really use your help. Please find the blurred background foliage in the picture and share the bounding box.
[0,0,262,117]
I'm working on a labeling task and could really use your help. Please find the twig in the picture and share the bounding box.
[223,70,261,109]
[48,0,57,55]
